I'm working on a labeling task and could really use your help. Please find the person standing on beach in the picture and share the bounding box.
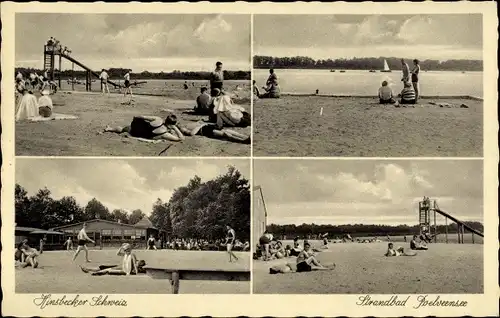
[73,223,95,262]
[210,61,224,96]
[99,69,110,95]
[411,59,421,102]
[401,59,410,85]
[225,225,239,262]
[123,69,133,103]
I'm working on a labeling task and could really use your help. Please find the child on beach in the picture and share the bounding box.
[38,89,54,118]
[79,243,145,276]
[378,81,396,104]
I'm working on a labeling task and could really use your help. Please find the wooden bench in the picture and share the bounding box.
[144,266,250,294]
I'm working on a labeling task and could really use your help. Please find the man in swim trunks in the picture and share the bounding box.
[195,87,212,115]
[73,223,95,262]
[225,225,239,262]
[63,237,74,250]
[410,235,428,250]
[210,61,224,96]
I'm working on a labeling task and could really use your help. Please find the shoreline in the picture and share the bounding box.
[278,93,484,101]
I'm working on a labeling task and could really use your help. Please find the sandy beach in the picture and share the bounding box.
[253,96,483,157]
[15,82,251,157]
[253,242,483,294]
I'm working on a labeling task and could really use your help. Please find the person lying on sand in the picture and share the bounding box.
[410,235,428,250]
[385,243,417,257]
[378,80,396,104]
[15,89,39,121]
[296,242,334,272]
[79,243,146,276]
[105,114,250,144]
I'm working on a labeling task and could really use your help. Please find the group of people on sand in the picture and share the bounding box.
[253,68,281,99]
[384,235,429,257]
[15,86,54,121]
[378,58,421,106]
[99,68,134,103]
[257,233,335,274]
[15,239,41,268]
[104,62,251,145]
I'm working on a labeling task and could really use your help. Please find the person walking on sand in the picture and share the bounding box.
[411,59,421,102]
[73,223,95,262]
[99,69,110,95]
[63,237,74,251]
[210,61,224,96]
[225,225,239,262]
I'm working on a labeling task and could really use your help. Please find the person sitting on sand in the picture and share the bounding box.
[209,89,251,129]
[378,80,396,104]
[399,82,416,105]
[296,242,334,272]
[270,240,287,259]
[194,87,212,115]
[252,80,261,99]
[79,243,145,276]
[17,239,40,268]
[385,242,417,257]
[410,235,428,250]
[259,69,280,99]
[15,89,39,121]
[289,237,302,257]
[38,89,53,118]
[321,236,329,249]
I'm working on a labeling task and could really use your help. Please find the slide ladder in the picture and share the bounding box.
[44,45,121,91]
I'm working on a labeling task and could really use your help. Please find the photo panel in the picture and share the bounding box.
[253,159,484,294]
[14,13,251,157]
[14,158,251,294]
[252,14,483,157]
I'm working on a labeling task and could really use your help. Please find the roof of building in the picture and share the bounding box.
[52,218,159,230]
[15,226,64,235]
[134,216,156,229]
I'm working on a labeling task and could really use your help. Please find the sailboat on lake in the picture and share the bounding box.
[380,59,392,73]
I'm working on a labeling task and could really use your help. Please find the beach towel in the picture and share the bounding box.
[28,113,79,122]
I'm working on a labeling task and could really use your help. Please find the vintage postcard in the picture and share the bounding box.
[1,1,498,317]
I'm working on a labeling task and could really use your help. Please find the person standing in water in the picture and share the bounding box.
[210,61,224,96]
[225,225,239,262]
[73,223,95,262]
[411,59,421,102]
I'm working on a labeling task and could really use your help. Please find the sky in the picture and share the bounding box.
[253,160,483,226]
[254,14,483,60]
[15,13,251,71]
[16,159,250,215]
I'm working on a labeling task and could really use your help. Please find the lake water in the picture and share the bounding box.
[254,69,483,97]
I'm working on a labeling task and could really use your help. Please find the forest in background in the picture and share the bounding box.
[14,67,251,81]
[266,222,484,239]
[15,166,250,240]
[253,56,483,71]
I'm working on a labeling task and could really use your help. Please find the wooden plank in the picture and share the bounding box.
[144,267,250,281]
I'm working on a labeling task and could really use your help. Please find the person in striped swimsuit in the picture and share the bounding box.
[399,82,416,105]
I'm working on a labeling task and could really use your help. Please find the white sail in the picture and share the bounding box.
[383,59,390,71]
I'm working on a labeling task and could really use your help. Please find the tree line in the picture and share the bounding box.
[267,222,484,238]
[14,67,250,81]
[253,56,483,72]
[15,166,250,240]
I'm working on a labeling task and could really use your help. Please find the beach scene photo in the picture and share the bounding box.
[253,14,483,157]
[14,14,251,156]
[253,159,483,294]
[15,159,251,294]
